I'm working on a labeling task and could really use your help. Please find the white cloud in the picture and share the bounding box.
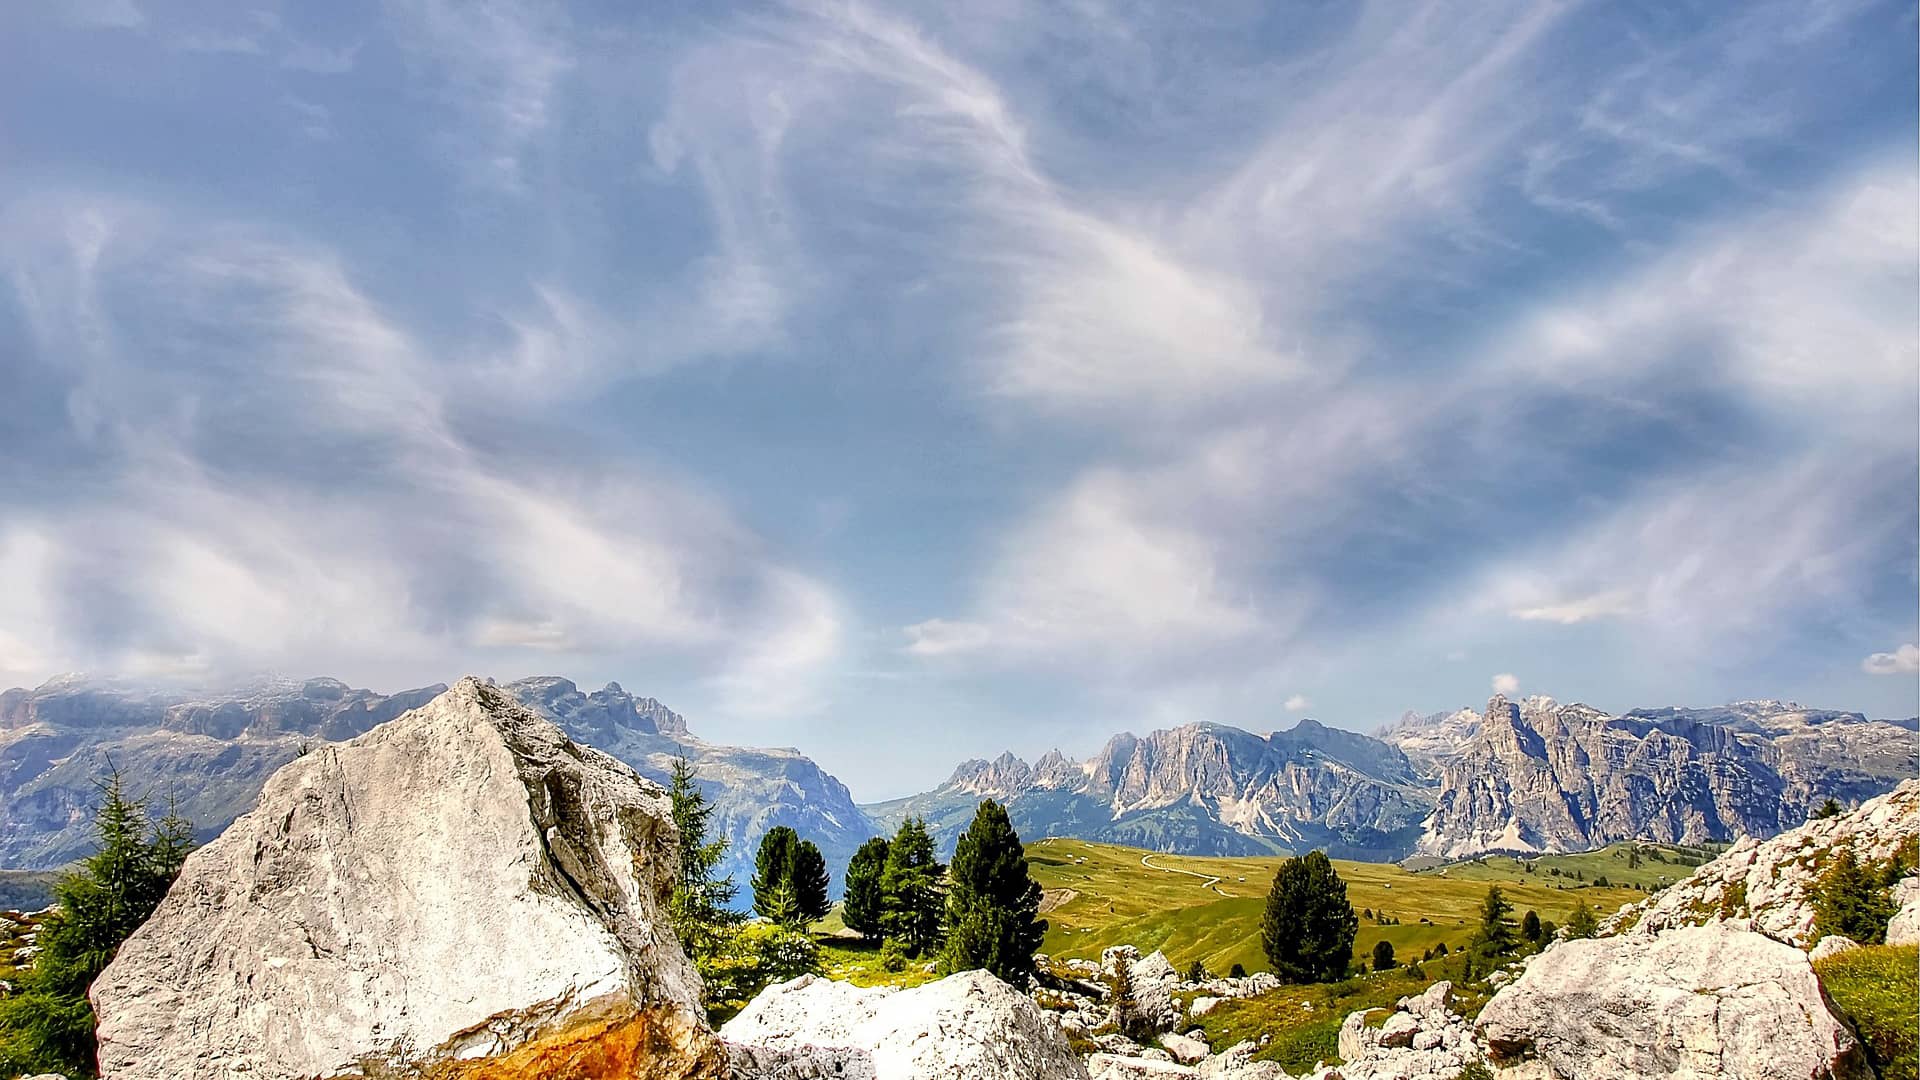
[1863,645,1920,677]
[1284,694,1311,711]
[1509,591,1638,625]
[902,619,993,657]
[1492,672,1521,695]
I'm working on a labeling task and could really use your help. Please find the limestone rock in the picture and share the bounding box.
[1809,935,1861,961]
[1196,1043,1292,1080]
[1324,981,1478,1080]
[1605,779,1920,947]
[1476,922,1868,1080]
[1189,995,1222,1018]
[1160,1032,1210,1064]
[90,677,720,1080]
[1885,876,1920,946]
[1088,1054,1195,1079]
[722,970,1089,1079]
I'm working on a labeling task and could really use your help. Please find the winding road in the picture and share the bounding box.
[1140,852,1229,897]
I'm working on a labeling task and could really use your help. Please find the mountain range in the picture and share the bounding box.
[3,675,1912,886]
[0,674,872,893]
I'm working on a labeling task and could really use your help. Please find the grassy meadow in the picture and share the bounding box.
[1024,837,1646,975]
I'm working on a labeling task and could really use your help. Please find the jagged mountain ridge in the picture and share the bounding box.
[865,719,1437,861]
[1410,694,1918,858]
[0,674,873,894]
[877,697,1916,863]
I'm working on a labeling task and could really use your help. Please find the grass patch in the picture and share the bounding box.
[1816,944,1917,1080]
[1413,841,1714,892]
[814,937,943,990]
[1028,837,1642,974]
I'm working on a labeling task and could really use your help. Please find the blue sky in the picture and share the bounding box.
[2,0,1915,799]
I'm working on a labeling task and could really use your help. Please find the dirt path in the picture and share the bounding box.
[1140,852,1228,896]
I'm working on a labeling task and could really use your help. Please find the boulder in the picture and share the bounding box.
[722,970,1089,1079]
[1088,1054,1195,1079]
[1103,946,1180,1034]
[90,678,720,1080]
[1809,935,1861,962]
[1188,995,1223,1018]
[1476,922,1869,1080]
[1160,1032,1210,1064]
[1325,982,1478,1080]
[1195,1043,1291,1080]
[1885,876,1920,946]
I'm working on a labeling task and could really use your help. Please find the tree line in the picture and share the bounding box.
[667,759,1048,1017]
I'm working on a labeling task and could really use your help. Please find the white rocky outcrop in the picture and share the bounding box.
[722,970,1089,1079]
[1885,875,1920,946]
[1324,980,1478,1080]
[90,677,720,1080]
[1475,922,1868,1080]
[1604,778,1920,947]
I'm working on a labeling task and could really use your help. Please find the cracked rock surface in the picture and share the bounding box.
[90,677,721,1080]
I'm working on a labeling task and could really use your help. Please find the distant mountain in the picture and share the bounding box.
[1409,695,1919,858]
[865,719,1436,861]
[0,674,872,896]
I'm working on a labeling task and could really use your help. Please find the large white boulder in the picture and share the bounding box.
[1476,922,1869,1080]
[1326,980,1478,1080]
[1102,945,1181,1034]
[722,970,1089,1079]
[90,677,719,1080]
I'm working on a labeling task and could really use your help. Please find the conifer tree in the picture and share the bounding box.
[1521,909,1542,944]
[1371,939,1396,971]
[841,836,891,941]
[939,800,1046,983]
[1471,885,1516,958]
[790,839,832,927]
[751,826,801,923]
[1564,901,1599,939]
[880,817,945,956]
[666,757,739,971]
[1260,850,1358,984]
[1813,846,1897,944]
[0,768,194,1076]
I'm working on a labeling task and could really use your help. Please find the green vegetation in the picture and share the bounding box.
[1469,886,1515,958]
[1025,837,1642,975]
[880,818,946,958]
[666,757,742,975]
[752,826,832,930]
[0,770,194,1078]
[1262,851,1359,983]
[840,836,891,940]
[1189,952,1494,1073]
[940,799,1047,983]
[703,922,820,1021]
[1816,944,1917,1080]
[0,871,61,914]
[1815,797,1843,820]
[1812,844,1912,945]
[1414,841,1717,892]
[1371,939,1395,971]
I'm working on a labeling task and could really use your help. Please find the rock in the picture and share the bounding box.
[1809,935,1862,961]
[1196,1043,1292,1080]
[1189,995,1223,1018]
[1102,946,1180,1034]
[90,678,720,1080]
[1476,922,1869,1079]
[722,970,1089,1079]
[1885,876,1920,946]
[1375,1012,1418,1048]
[1606,779,1920,947]
[1087,1054,1195,1079]
[1161,1032,1210,1064]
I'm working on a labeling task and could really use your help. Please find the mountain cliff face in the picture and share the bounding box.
[0,674,872,894]
[1411,695,1919,858]
[866,719,1436,861]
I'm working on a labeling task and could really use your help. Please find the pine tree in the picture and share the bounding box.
[880,817,945,957]
[1260,850,1358,984]
[0,768,194,1076]
[751,826,801,923]
[1564,900,1599,939]
[1815,797,1843,820]
[666,757,739,972]
[1813,847,1897,944]
[841,836,891,941]
[939,800,1046,984]
[1521,909,1542,944]
[1471,886,1516,958]
[1371,939,1396,971]
[790,839,832,928]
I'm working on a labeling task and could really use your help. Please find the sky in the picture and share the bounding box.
[2,0,1916,800]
